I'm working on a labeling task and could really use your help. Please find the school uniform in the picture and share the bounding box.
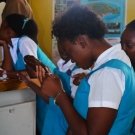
[8,36,56,134]
[42,59,90,135]
[73,44,135,134]
[58,59,90,97]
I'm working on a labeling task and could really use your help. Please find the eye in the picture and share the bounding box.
[120,41,134,48]
[126,43,134,48]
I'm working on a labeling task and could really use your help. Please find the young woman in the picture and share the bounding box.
[37,5,135,135]
[0,13,56,134]
[0,13,55,77]
[120,20,135,134]
[18,39,90,135]
[121,20,135,70]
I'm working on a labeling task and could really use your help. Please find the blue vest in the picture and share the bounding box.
[74,59,135,135]
[14,36,56,134]
[14,36,56,72]
[42,66,78,135]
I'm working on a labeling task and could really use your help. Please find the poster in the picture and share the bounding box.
[53,0,80,64]
[52,0,126,64]
[80,0,126,38]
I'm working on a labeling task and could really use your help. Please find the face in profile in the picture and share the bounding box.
[57,40,70,63]
[0,20,9,41]
[121,28,135,69]
[60,38,93,69]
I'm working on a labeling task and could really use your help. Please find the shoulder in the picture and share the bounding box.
[111,44,131,67]
[19,36,37,49]
[19,36,35,43]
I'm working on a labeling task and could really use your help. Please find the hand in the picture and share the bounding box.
[26,65,37,78]
[17,71,32,86]
[72,72,87,86]
[41,74,64,98]
[36,65,54,84]
[36,65,46,83]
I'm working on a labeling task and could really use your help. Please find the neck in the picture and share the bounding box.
[91,38,111,62]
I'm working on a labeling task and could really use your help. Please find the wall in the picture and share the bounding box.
[29,0,135,60]
[126,0,135,24]
[30,0,54,59]
[0,2,5,64]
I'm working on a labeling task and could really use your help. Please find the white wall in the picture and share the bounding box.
[0,2,5,24]
[0,2,5,64]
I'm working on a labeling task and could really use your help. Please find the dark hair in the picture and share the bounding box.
[6,14,38,43]
[126,20,135,30]
[52,5,107,41]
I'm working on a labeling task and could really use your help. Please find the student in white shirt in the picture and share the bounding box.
[38,5,135,135]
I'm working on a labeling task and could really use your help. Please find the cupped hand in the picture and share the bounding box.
[36,65,54,84]
[41,74,64,98]
[26,65,37,78]
[17,71,32,86]
[36,65,46,83]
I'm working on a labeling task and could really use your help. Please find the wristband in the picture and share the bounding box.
[54,90,65,105]
[2,70,7,79]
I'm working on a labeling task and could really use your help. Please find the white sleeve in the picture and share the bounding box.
[19,38,37,59]
[70,68,90,98]
[88,67,125,109]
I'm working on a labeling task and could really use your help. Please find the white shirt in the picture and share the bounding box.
[70,68,90,98]
[57,59,90,98]
[57,59,75,72]
[88,44,131,109]
[8,36,37,64]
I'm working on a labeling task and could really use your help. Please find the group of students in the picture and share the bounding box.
[1,4,135,135]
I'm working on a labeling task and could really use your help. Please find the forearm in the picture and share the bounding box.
[0,70,30,79]
[57,92,88,135]
[66,127,74,135]
[28,81,49,103]
[0,70,21,79]
[2,45,14,71]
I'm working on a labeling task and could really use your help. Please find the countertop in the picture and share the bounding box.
[0,78,40,92]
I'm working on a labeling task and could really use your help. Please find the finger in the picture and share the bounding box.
[41,68,45,78]
[71,74,79,78]
[36,65,39,78]
[45,66,51,73]
[39,66,43,82]
[48,74,56,79]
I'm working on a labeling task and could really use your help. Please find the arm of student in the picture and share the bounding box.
[57,93,117,135]
[0,69,35,79]
[86,108,117,135]
[41,74,118,135]
[18,71,49,103]
[27,81,49,103]
[66,127,74,135]
[0,40,14,71]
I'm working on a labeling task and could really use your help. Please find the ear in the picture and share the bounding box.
[76,36,86,48]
